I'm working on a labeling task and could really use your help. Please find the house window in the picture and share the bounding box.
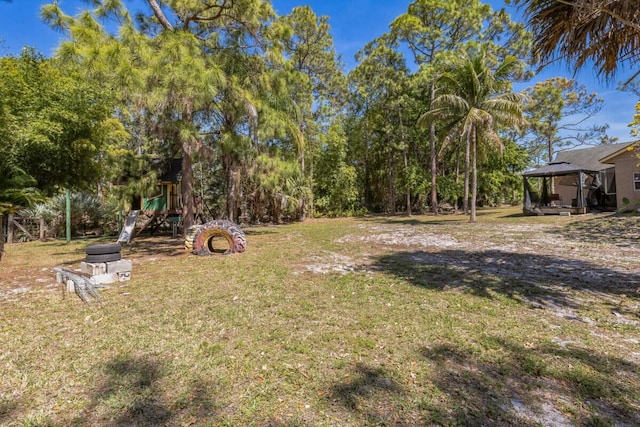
[146,185,163,200]
[634,173,640,191]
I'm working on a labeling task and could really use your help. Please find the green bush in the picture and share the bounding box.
[19,192,119,237]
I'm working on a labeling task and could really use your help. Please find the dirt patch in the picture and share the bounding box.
[303,220,638,276]
[300,217,640,330]
[299,251,361,275]
[0,236,186,302]
[337,224,460,248]
[507,395,573,427]
[0,268,58,302]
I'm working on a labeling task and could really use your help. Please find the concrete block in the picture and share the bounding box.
[105,259,132,274]
[81,262,107,275]
[559,212,571,216]
[117,271,132,281]
[91,273,119,284]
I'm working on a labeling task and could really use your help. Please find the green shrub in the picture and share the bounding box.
[19,192,119,237]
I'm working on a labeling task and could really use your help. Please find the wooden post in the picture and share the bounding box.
[0,214,4,261]
[577,172,585,208]
[39,217,45,240]
[66,188,71,243]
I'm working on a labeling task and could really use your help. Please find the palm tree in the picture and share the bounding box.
[0,169,42,216]
[515,0,640,81]
[420,49,525,222]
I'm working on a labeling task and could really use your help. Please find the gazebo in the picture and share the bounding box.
[522,161,600,215]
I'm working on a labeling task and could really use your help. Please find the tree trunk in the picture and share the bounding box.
[181,143,195,233]
[224,153,236,222]
[388,148,396,214]
[364,148,372,209]
[300,136,306,176]
[548,137,556,194]
[454,138,461,213]
[470,127,477,223]
[403,147,411,216]
[463,132,471,215]
[399,107,411,216]
[429,82,438,215]
[180,103,196,234]
[300,129,309,219]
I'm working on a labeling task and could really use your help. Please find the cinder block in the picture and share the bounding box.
[105,259,132,274]
[117,271,131,281]
[81,262,107,275]
[90,273,119,285]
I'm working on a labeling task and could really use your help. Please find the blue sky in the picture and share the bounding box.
[1,0,637,142]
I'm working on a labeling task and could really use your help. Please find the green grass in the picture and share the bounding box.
[1,207,639,426]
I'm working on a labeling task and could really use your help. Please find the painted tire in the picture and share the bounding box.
[185,220,246,255]
[184,225,202,251]
[85,252,122,263]
[85,243,122,255]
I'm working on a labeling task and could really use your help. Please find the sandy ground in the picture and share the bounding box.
[1,215,639,425]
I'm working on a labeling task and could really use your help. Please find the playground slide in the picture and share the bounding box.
[117,210,140,243]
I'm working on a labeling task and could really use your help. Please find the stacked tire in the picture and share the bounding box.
[85,243,122,263]
[185,220,246,255]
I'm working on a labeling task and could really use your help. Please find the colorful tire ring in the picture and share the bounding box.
[185,219,246,255]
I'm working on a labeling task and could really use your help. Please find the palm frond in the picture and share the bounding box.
[517,0,640,79]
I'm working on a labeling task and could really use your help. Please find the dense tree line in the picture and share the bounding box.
[1,0,637,235]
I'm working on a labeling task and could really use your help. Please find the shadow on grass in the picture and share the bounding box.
[358,207,520,226]
[371,249,640,311]
[258,418,311,427]
[500,212,527,218]
[358,216,455,227]
[552,214,640,248]
[0,400,19,424]
[327,363,407,424]
[243,227,280,236]
[72,354,218,426]
[50,235,187,260]
[121,236,187,259]
[418,336,640,425]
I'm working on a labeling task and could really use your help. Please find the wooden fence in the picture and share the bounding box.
[5,215,46,243]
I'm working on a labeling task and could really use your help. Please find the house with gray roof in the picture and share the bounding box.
[599,141,640,210]
[523,141,639,214]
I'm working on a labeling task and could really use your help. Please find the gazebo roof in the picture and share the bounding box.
[522,161,599,177]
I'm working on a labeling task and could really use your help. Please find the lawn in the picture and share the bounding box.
[1,207,639,426]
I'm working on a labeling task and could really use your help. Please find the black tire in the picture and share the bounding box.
[86,243,122,255]
[85,252,122,263]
